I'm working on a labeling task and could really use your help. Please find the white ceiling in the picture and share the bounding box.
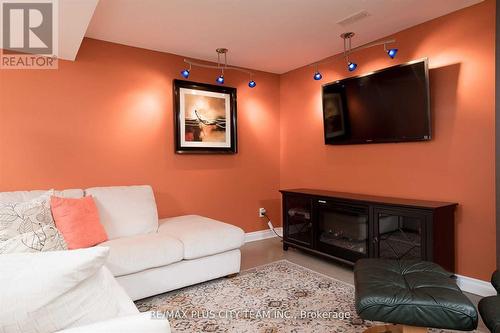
[59,0,99,60]
[84,0,482,74]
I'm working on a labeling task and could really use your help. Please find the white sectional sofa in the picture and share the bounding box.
[103,213,244,300]
[87,185,245,301]
[1,246,172,333]
[0,185,245,331]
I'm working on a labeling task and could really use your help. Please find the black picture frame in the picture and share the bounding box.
[173,79,237,154]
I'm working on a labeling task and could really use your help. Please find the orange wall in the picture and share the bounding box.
[280,0,496,280]
[0,38,281,233]
[0,1,496,280]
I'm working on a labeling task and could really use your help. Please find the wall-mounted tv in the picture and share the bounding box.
[322,59,430,145]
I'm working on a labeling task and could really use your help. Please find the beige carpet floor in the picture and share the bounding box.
[135,260,470,333]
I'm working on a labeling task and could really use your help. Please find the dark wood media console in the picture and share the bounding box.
[280,189,457,273]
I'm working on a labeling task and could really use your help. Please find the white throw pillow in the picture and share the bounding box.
[85,185,158,239]
[0,190,67,253]
[0,247,138,333]
[0,224,66,253]
[0,189,84,203]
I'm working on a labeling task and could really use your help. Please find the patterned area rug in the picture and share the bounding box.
[134,260,460,333]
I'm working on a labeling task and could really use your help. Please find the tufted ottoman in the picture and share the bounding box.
[354,259,478,332]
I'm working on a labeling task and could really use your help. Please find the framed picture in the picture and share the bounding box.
[173,79,237,154]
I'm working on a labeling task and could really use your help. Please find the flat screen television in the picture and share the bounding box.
[322,59,430,145]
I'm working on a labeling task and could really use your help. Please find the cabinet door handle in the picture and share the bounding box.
[318,200,327,204]
[373,237,379,243]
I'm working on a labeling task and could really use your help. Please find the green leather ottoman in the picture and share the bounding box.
[354,259,478,332]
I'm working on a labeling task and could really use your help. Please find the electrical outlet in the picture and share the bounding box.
[259,208,267,218]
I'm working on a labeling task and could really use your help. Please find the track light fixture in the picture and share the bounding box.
[216,74,225,84]
[181,68,190,79]
[385,44,398,59]
[180,63,191,78]
[342,32,358,72]
[309,32,398,79]
[313,64,322,81]
[181,48,256,89]
[347,62,358,72]
[215,48,227,84]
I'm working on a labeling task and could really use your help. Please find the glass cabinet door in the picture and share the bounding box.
[316,200,369,262]
[284,195,313,246]
[374,208,427,260]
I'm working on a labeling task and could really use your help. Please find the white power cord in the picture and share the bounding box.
[263,213,283,239]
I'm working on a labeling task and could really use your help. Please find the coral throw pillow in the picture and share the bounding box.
[50,196,108,249]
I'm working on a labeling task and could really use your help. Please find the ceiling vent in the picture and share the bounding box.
[337,10,370,26]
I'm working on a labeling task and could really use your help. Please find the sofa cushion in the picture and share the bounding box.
[99,232,183,277]
[0,247,138,333]
[158,215,244,260]
[0,189,84,203]
[85,186,158,239]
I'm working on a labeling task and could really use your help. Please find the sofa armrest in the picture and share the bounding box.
[492,270,500,294]
[55,313,170,333]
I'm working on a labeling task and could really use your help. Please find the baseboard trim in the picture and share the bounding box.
[244,229,495,297]
[245,228,283,243]
[456,274,496,297]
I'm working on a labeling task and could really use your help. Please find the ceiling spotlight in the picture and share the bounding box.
[312,64,322,81]
[341,32,359,73]
[348,62,357,72]
[336,32,398,72]
[216,49,226,85]
[180,69,190,78]
[387,48,398,59]
[182,48,256,91]
[181,63,192,79]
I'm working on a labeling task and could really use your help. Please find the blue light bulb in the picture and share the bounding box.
[248,80,256,88]
[387,48,398,59]
[313,72,322,81]
[216,75,224,84]
[181,69,190,78]
[348,62,357,72]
